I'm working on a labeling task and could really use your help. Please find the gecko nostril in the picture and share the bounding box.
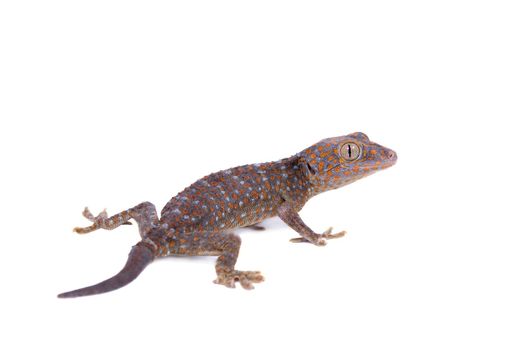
[387,150,397,160]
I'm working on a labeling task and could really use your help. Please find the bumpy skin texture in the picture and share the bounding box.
[58,132,397,298]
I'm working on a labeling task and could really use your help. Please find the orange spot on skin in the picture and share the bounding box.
[370,149,377,155]
[343,170,351,176]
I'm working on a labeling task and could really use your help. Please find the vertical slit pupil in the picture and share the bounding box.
[347,144,352,158]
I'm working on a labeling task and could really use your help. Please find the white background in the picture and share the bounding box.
[1,1,524,349]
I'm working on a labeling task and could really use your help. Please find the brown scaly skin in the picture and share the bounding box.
[58,132,397,298]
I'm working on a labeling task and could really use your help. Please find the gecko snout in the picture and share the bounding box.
[387,150,397,161]
[380,148,397,167]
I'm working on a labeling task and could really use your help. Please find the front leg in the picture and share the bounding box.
[277,201,346,246]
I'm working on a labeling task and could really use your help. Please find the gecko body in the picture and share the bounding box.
[59,132,396,297]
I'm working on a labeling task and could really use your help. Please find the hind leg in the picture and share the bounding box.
[203,233,264,290]
[73,201,159,238]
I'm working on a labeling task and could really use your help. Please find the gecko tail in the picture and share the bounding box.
[58,242,155,298]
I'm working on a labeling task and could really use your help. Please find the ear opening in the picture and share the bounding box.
[297,156,317,179]
[306,161,317,175]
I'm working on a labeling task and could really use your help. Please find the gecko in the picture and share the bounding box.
[58,132,397,298]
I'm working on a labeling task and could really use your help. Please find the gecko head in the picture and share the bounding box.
[298,132,397,192]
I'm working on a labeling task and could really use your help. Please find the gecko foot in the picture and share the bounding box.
[290,227,346,245]
[214,270,265,290]
[73,207,131,234]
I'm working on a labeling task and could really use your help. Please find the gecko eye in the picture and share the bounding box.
[340,142,361,161]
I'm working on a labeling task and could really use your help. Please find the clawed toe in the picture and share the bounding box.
[73,207,113,234]
[82,207,107,222]
[214,270,264,290]
[321,227,346,240]
[290,227,346,245]
[290,236,327,246]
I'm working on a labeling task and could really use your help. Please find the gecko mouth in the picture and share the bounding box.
[373,159,397,169]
